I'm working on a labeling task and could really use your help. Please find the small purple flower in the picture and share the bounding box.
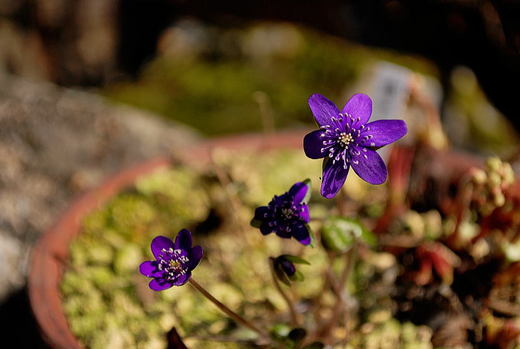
[139,229,203,291]
[272,255,310,285]
[252,181,312,245]
[304,93,407,199]
[275,256,297,277]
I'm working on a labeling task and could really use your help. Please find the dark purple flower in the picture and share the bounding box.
[304,93,407,199]
[251,181,312,245]
[276,256,296,276]
[272,255,310,285]
[139,229,203,291]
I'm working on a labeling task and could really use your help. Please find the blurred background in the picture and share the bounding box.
[1,0,519,346]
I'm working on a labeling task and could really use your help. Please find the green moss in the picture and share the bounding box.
[61,150,333,348]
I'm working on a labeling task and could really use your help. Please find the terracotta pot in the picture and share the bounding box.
[28,130,307,349]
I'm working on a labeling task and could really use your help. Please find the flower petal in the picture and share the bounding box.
[289,182,308,203]
[362,120,407,147]
[351,149,387,185]
[149,278,174,291]
[308,94,340,126]
[151,236,175,260]
[254,206,269,221]
[298,205,310,223]
[276,230,293,239]
[342,93,372,126]
[139,261,162,278]
[174,229,192,250]
[260,223,272,235]
[304,130,327,159]
[189,245,203,269]
[279,259,296,276]
[173,272,191,286]
[292,224,311,245]
[321,159,349,199]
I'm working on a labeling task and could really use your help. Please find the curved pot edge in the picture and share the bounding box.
[28,130,308,349]
[28,157,172,348]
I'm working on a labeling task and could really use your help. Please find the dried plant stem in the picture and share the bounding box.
[253,91,275,134]
[447,175,474,248]
[269,258,300,326]
[188,278,268,340]
[409,75,448,150]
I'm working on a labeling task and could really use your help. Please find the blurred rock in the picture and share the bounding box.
[0,75,199,301]
[158,19,210,60]
[0,232,26,301]
[242,23,304,60]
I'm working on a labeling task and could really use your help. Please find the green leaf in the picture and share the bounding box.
[360,226,377,247]
[282,255,310,265]
[321,217,369,252]
[302,178,312,204]
[270,323,291,339]
[273,261,292,286]
[289,270,304,282]
[308,226,316,248]
[250,217,263,228]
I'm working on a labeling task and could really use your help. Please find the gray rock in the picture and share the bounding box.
[0,75,199,301]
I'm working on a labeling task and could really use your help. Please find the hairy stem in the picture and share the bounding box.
[188,278,268,340]
[314,243,358,344]
[269,258,300,326]
[338,243,357,291]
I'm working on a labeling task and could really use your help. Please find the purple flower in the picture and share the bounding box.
[139,229,203,291]
[275,256,297,277]
[251,181,312,245]
[304,93,407,199]
[272,255,310,285]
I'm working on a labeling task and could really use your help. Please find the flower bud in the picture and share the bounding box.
[272,255,309,285]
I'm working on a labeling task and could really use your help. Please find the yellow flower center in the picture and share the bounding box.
[281,208,294,219]
[338,132,354,147]
[169,259,182,271]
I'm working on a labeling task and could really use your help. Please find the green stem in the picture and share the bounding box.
[188,278,268,340]
[269,258,299,326]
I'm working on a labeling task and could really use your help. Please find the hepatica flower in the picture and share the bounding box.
[252,181,312,245]
[304,93,407,198]
[272,254,310,285]
[139,229,203,291]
